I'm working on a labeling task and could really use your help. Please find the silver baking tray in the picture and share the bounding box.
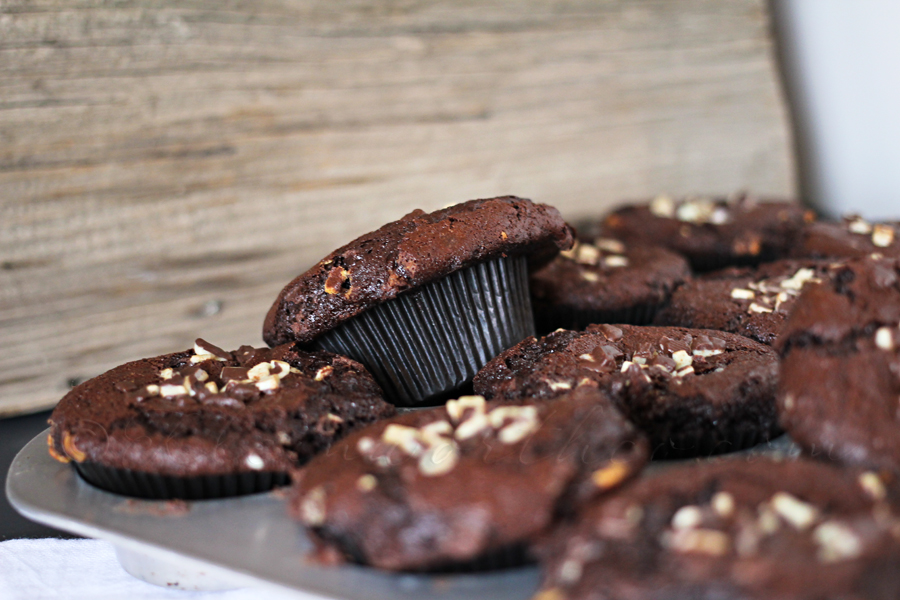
[6,429,799,598]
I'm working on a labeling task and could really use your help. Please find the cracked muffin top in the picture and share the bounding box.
[263,196,574,346]
[777,256,900,475]
[48,339,395,478]
[290,389,648,571]
[535,457,900,600]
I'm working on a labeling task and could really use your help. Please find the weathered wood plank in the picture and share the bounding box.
[0,0,795,416]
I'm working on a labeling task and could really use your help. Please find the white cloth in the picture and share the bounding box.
[0,539,306,600]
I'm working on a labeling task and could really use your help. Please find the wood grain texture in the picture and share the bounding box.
[0,0,795,416]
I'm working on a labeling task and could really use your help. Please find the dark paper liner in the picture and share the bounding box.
[534,302,664,335]
[315,255,536,407]
[650,424,781,461]
[74,462,290,500]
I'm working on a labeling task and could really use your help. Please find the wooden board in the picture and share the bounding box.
[0,0,795,416]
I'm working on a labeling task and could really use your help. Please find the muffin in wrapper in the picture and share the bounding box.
[263,197,575,407]
[315,255,535,406]
[48,340,395,500]
[530,238,690,335]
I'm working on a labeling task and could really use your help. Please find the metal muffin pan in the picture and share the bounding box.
[6,428,800,598]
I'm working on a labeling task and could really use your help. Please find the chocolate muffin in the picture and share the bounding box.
[474,324,779,457]
[777,256,900,475]
[600,193,814,272]
[289,389,649,571]
[534,458,900,600]
[655,259,839,345]
[264,196,574,406]
[791,216,900,260]
[48,339,395,499]
[530,236,690,333]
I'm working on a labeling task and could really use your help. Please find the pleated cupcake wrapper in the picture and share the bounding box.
[74,462,290,500]
[650,425,778,461]
[534,302,664,335]
[315,255,536,407]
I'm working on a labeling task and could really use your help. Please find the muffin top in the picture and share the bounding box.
[777,256,900,349]
[791,217,900,260]
[601,193,813,271]
[48,339,394,477]
[290,389,648,571]
[473,324,779,457]
[777,256,900,475]
[264,196,574,345]
[530,237,690,314]
[655,259,839,346]
[535,458,900,600]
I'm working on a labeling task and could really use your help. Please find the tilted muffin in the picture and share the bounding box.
[534,458,900,600]
[601,193,814,272]
[474,324,779,458]
[530,236,690,333]
[655,259,839,345]
[289,389,648,571]
[48,339,395,499]
[264,196,574,406]
[777,256,900,475]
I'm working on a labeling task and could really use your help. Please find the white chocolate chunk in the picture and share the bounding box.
[604,255,629,268]
[244,453,265,470]
[693,348,724,357]
[314,365,334,381]
[814,521,862,562]
[667,528,730,556]
[771,492,819,530]
[672,505,703,530]
[445,395,486,422]
[575,244,600,265]
[675,366,695,377]
[780,268,819,291]
[672,350,693,370]
[498,417,540,445]
[247,362,271,381]
[381,424,424,457]
[356,437,375,454]
[848,218,872,235]
[418,442,459,477]
[731,288,755,300]
[300,486,326,525]
[254,375,281,392]
[872,225,895,248]
[356,474,377,492]
[454,412,490,440]
[160,383,188,397]
[749,303,773,314]
[712,492,736,518]
[488,405,538,428]
[650,194,676,218]
[190,353,220,364]
[858,472,887,500]
[875,327,895,351]
[596,238,626,254]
